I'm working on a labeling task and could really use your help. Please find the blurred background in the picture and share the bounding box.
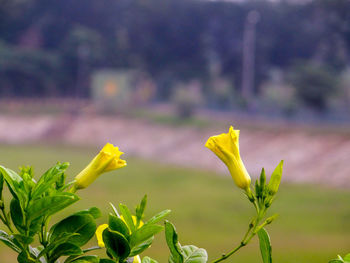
[0,0,350,262]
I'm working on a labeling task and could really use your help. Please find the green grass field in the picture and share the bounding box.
[0,144,349,262]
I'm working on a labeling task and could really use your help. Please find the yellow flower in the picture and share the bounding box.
[205,126,251,190]
[95,224,108,248]
[74,143,126,190]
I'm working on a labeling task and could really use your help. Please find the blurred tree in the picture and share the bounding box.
[0,0,349,105]
[289,62,337,111]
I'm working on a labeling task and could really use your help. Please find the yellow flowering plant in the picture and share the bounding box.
[73,143,127,190]
[206,126,283,263]
[0,128,292,263]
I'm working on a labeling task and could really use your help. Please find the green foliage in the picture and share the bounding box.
[329,254,350,263]
[165,221,208,263]
[0,163,100,263]
[257,228,272,263]
[102,196,170,262]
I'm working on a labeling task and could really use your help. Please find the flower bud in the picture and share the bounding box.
[74,143,126,190]
[267,160,284,196]
[205,126,251,190]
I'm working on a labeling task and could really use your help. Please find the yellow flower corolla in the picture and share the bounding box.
[205,126,251,190]
[74,143,126,190]
[95,224,108,248]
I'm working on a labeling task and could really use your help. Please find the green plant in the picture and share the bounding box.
[0,126,347,263]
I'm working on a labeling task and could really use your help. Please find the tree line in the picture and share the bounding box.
[0,0,349,111]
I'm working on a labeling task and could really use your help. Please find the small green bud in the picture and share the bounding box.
[255,180,261,199]
[265,214,279,224]
[267,160,284,196]
[260,168,266,188]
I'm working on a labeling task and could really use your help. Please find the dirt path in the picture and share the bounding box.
[0,114,349,186]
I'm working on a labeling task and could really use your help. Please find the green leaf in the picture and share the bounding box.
[99,259,116,263]
[258,228,272,263]
[50,213,96,247]
[136,195,147,223]
[0,165,26,204]
[0,171,4,199]
[109,214,130,238]
[329,260,344,263]
[165,221,183,263]
[49,243,83,263]
[72,207,102,219]
[67,255,99,263]
[13,234,34,245]
[27,192,79,222]
[38,232,78,258]
[28,216,43,237]
[344,254,350,263]
[0,230,21,253]
[129,237,154,257]
[17,251,36,263]
[103,228,131,261]
[182,245,208,263]
[144,209,171,226]
[32,162,69,199]
[142,256,159,263]
[129,225,163,248]
[10,198,25,233]
[119,203,135,233]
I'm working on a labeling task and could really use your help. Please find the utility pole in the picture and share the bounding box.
[241,10,260,106]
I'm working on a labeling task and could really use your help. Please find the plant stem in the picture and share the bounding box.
[211,207,267,263]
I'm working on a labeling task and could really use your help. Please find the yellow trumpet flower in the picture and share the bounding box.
[205,126,251,190]
[74,143,126,190]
